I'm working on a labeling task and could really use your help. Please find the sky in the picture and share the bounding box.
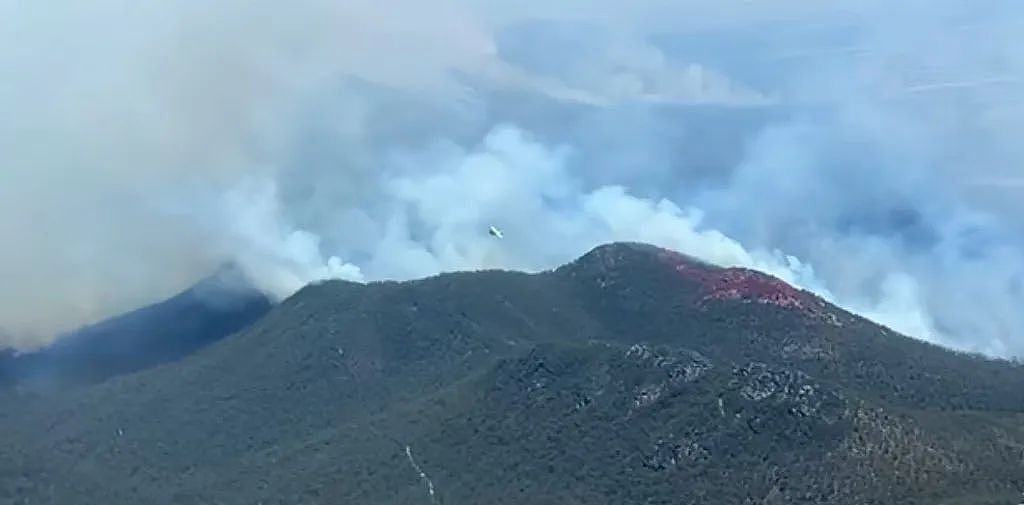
[2,0,1024,357]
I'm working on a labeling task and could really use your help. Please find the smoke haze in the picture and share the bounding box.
[3,0,1024,357]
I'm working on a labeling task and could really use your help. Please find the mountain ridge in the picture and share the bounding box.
[0,264,272,389]
[1,242,1022,504]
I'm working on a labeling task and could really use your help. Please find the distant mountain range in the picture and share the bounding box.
[1,242,1022,504]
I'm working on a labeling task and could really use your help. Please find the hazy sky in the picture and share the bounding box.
[2,0,1024,357]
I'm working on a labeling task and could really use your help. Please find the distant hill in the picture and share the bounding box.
[1,242,1022,504]
[0,265,271,388]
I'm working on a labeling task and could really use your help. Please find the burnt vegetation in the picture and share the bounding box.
[0,242,1022,504]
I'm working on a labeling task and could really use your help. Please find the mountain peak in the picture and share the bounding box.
[571,241,711,272]
[570,242,829,317]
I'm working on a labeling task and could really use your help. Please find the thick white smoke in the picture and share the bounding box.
[2,0,1023,358]
[174,124,926,349]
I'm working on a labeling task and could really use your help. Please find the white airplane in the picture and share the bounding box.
[488,225,504,239]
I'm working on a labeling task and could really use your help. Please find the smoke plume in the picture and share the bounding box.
[2,0,1024,357]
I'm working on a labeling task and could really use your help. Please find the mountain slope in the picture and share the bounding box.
[0,266,272,388]
[1,242,1022,505]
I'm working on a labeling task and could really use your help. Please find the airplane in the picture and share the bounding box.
[488,225,504,239]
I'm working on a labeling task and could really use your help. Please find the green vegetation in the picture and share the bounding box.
[1,242,1022,504]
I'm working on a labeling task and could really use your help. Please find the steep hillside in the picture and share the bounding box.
[1,242,1022,505]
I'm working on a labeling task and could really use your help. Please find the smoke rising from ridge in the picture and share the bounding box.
[3,0,1024,357]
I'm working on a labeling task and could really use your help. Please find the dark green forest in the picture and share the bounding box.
[1,243,1022,504]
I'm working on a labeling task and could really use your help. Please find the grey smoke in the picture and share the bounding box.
[2,0,1024,358]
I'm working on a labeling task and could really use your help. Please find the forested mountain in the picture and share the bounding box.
[1,243,1022,505]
